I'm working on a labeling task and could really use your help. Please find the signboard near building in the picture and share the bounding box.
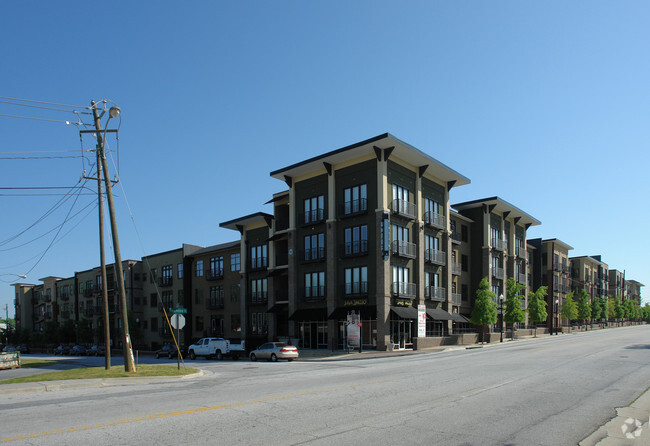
[346,311,361,352]
[418,305,426,337]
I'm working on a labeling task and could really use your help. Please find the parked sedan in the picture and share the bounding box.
[70,345,87,356]
[154,344,184,359]
[249,342,298,362]
[88,345,106,357]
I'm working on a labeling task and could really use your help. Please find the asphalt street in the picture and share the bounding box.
[1,325,649,445]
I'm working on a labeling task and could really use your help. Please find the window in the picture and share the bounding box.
[231,314,241,333]
[424,197,442,226]
[230,253,240,272]
[462,284,469,302]
[490,227,501,247]
[461,225,468,242]
[194,288,203,305]
[392,224,409,243]
[304,195,325,223]
[195,260,203,277]
[304,233,325,261]
[251,312,267,335]
[209,286,224,309]
[162,290,173,308]
[250,278,268,303]
[305,272,325,298]
[211,316,224,336]
[250,245,268,269]
[343,184,367,215]
[96,275,103,291]
[392,266,412,296]
[392,184,413,217]
[231,284,240,302]
[344,224,368,256]
[177,290,184,306]
[461,254,469,272]
[209,256,224,279]
[177,263,183,279]
[196,316,204,332]
[150,293,157,308]
[161,265,173,285]
[345,266,368,295]
[150,317,158,331]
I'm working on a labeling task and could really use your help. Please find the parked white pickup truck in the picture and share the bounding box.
[187,338,245,360]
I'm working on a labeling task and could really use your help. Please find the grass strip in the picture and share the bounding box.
[0,364,198,384]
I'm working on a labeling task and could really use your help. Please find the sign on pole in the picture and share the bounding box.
[170,314,185,330]
[170,308,187,314]
[346,311,361,352]
[418,305,426,337]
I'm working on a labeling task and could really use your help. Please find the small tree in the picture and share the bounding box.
[576,290,591,331]
[527,286,548,337]
[470,277,498,343]
[614,297,623,326]
[607,298,616,326]
[560,292,578,331]
[504,277,526,339]
[591,297,602,328]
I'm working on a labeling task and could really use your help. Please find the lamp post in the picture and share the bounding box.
[499,294,504,343]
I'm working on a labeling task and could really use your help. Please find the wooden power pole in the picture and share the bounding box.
[91,100,136,372]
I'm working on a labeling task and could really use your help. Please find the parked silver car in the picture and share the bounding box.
[249,342,298,362]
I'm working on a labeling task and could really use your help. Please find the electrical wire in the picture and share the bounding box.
[0,199,97,252]
[0,155,82,160]
[0,113,84,125]
[0,99,91,114]
[0,96,89,110]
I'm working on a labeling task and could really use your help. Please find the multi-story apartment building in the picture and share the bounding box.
[609,269,625,299]
[221,134,472,351]
[452,197,541,325]
[626,280,644,304]
[449,210,473,321]
[186,241,242,342]
[141,245,201,349]
[570,255,608,300]
[528,238,573,331]
[54,276,75,325]
[75,260,143,348]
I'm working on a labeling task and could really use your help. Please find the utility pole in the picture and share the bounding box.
[91,100,136,372]
[95,137,111,370]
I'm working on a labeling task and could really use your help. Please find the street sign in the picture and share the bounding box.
[170,314,185,329]
[170,308,187,314]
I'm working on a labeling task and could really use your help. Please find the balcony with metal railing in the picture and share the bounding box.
[300,208,326,226]
[424,211,445,230]
[516,246,527,259]
[391,240,416,259]
[303,286,326,301]
[518,273,527,284]
[452,293,462,306]
[158,276,174,286]
[492,266,505,280]
[451,231,462,244]
[491,238,506,252]
[391,199,416,220]
[249,257,268,271]
[302,247,326,263]
[452,262,462,276]
[425,248,446,266]
[341,240,369,258]
[206,269,224,281]
[206,299,224,310]
[344,282,368,297]
[425,286,446,302]
[340,199,368,217]
[249,291,268,305]
[84,287,94,297]
[392,282,416,299]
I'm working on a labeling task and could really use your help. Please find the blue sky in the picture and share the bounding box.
[1,1,649,315]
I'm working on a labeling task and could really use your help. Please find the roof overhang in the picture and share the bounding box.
[452,196,541,228]
[220,212,273,233]
[542,238,574,252]
[270,133,470,188]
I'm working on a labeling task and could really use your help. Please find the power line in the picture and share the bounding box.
[0,96,89,110]
[0,112,84,125]
[0,99,92,114]
[0,155,82,160]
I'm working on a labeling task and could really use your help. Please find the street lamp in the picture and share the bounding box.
[499,294,504,343]
[554,298,559,335]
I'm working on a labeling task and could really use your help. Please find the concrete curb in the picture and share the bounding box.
[0,370,206,395]
[580,388,650,445]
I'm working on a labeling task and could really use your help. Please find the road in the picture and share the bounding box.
[1,326,649,445]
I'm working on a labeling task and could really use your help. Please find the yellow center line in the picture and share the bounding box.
[0,377,398,443]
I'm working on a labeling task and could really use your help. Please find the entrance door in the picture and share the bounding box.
[390,320,413,349]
